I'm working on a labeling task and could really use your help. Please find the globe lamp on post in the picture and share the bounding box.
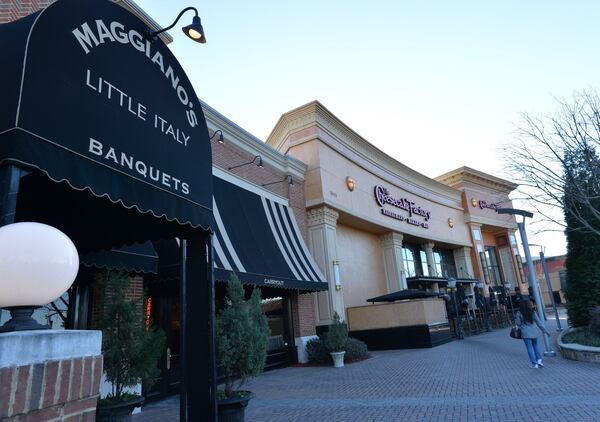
[0,222,79,332]
[448,277,464,340]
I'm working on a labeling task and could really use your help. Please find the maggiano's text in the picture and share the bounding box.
[88,138,190,195]
[72,19,198,129]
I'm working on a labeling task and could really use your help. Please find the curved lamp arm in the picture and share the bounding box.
[149,7,198,39]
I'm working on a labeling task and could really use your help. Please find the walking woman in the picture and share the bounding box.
[515,299,550,368]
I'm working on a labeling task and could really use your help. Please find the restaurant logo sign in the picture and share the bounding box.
[471,198,501,210]
[374,185,430,229]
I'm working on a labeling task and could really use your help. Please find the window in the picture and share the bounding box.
[402,247,417,277]
[480,246,503,286]
[433,249,457,278]
[420,250,430,276]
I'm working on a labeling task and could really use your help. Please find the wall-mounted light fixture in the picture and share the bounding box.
[228,155,263,171]
[345,176,355,192]
[210,130,224,144]
[447,218,454,228]
[471,198,478,207]
[333,260,342,291]
[262,175,293,187]
[148,7,206,43]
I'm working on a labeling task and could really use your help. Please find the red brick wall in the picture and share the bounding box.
[91,275,144,328]
[0,355,102,421]
[0,0,55,23]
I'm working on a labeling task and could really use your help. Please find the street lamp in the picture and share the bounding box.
[476,281,492,332]
[448,277,464,339]
[0,223,79,332]
[496,207,556,357]
[528,244,563,332]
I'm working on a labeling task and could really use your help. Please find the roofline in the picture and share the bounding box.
[267,100,463,205]
[201,100,308,181]
[114,0,173,44]
[435,166,518,193]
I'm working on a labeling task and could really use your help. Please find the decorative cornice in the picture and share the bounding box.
[464,214,518,230]
[201,100,307,181]
[266,101,463,208]
[307,206,339,228]
[114,0,173,44]
[435,166,518,194]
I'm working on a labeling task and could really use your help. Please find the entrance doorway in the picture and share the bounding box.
[144,282,181,401]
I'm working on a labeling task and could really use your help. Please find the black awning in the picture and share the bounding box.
[81,242,158,274]
[407,276,449,287]
[0,0,213,232]
[212,175,327,291]
[366,289,442,303]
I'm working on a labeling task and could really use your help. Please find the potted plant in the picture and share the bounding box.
[217,273,269,422]
[323,312,348,368]
[95,270,165,422]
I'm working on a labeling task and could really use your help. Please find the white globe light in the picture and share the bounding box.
[0,222,79,308]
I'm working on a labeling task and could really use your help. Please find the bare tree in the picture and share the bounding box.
[504,89,600,237]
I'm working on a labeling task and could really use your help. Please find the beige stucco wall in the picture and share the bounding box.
[337,224,387,309]
[346,298,448,331]
[299,141,472,246]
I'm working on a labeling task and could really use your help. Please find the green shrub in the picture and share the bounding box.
[306,338,330,364]
[217,273,270,397]
[306,336,369,364]
[344,337,369,361]
[563,327,600,347]
[589,306,600,336]
[323,312,348,352]
[95,270,165,402]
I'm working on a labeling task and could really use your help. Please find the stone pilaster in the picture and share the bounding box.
[380,232,406,292]
[453,247,475,279]
[306,206,344,325]
[421,241,437,277]
[421,241,438,292]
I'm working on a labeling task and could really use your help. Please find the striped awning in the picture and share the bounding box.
[212,175,328,291]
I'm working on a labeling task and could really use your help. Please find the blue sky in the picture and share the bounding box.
[137,0,600,255]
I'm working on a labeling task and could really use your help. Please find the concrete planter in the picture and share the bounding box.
[330,351,345,368]
[558,328,600,363]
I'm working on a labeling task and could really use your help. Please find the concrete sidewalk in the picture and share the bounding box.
[134,318,600,421]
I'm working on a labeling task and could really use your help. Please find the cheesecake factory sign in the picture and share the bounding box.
[374,185,431,229]
[1,0,213,228]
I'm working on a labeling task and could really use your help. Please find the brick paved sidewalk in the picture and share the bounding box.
[134,318,600,421]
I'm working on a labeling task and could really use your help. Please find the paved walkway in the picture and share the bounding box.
[134,318,600,421]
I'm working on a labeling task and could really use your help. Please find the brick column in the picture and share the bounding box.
[380,232,406,292]
[0,330,102,421]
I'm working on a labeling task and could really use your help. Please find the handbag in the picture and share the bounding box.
[509,326,522,339]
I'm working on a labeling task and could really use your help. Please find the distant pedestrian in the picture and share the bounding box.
[515,300,550,368]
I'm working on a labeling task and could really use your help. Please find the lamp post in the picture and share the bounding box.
[496,208,555,357]
[528,244,563,332]
[476,281,492,332]
[0,222,79,332]
[505,282,516,323]
[448,277,464,339]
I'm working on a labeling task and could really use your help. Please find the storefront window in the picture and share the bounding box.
[480,246,503,286]
[433,249,457,278]
[402,247,417,277]
[420,250,430,276]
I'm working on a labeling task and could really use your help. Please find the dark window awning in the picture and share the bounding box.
[81,242,158,274]
[407,276,450,287]
[367,289,442,303]
[212,175,327,292]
